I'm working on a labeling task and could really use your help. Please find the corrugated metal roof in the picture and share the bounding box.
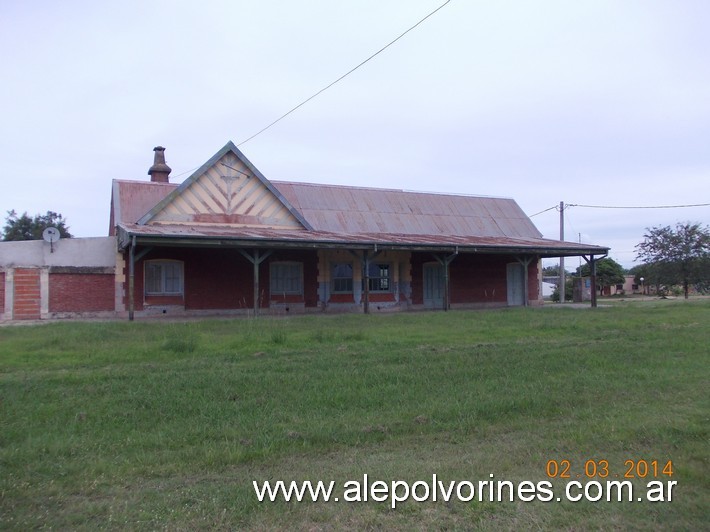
[272,182,542,239]
[112,179,542,241]
[112,180,177,225]
[111,173,608,256]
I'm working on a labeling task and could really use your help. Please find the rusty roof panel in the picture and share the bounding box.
[273,182,542,239]
[112,180,178,225]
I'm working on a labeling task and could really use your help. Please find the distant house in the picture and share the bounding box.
[602,275,641,296]
[1,142,609,320]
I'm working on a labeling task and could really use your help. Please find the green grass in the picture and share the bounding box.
[1,300,708,530]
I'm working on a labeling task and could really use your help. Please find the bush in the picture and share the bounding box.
[551,279,574,302]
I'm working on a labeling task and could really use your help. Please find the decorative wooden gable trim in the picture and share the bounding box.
[138,142,313,230]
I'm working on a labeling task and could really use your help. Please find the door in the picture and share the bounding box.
[506,262,525,306]
[423,263,445,309]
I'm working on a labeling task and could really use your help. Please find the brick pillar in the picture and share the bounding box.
[13,268,41,320]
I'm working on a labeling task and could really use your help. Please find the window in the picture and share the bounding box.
[366,263,391,292]
[332,263,353,293]
[145,260,183,295]
[270,262,303,294]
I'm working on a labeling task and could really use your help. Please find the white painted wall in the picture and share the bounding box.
[0,237,116,268]
[542,281,556,298]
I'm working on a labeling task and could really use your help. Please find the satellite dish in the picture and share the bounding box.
[42,226,61,252]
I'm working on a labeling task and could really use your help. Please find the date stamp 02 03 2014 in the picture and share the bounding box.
[545,459,675,480]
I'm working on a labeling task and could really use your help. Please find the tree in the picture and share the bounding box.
[2,210,73,241]
[575,257,626,295]
[541,264,572,277]
[627,262,681,296]
[542,265,558,277]
[635,222,710,299]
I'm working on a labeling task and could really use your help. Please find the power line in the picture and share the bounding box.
[236,0,452,147]
[529,205,557,217]
[530,202,708,217]
[173,2,452,178]
[568,202,709,209]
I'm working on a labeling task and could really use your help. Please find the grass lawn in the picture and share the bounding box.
[1,300,708,530]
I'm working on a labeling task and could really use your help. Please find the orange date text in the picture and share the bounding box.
[545,459,674,479]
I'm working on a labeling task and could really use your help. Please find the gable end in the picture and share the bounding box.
[137,142,313,231]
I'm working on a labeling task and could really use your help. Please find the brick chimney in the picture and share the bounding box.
[148,146,172,183]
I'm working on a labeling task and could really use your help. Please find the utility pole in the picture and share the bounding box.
[559,201,565,303]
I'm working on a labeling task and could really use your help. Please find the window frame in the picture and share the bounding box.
[366,262,392,292]
[331,262,354,293]
[270,261,303,295]
[144,260,184,296]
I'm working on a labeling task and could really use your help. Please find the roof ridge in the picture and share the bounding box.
[272,180,404,194]
[112,179,178,186]
[272,180,512,200]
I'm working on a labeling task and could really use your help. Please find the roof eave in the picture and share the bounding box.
[116,226,609,256]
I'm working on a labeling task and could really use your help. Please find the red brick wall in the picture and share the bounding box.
[449,255,509,304]
[126,248,319,311]
[184,249,253,310]
[368,292,396,303]
[124,247,535,312]
[329,293,355,303]
[144,294,184,307]
[49,273,115,312]
[410,253,538,305]
[409,256,425,305]
[13,268,41,320]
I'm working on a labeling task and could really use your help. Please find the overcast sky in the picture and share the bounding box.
[1,0,708,268]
